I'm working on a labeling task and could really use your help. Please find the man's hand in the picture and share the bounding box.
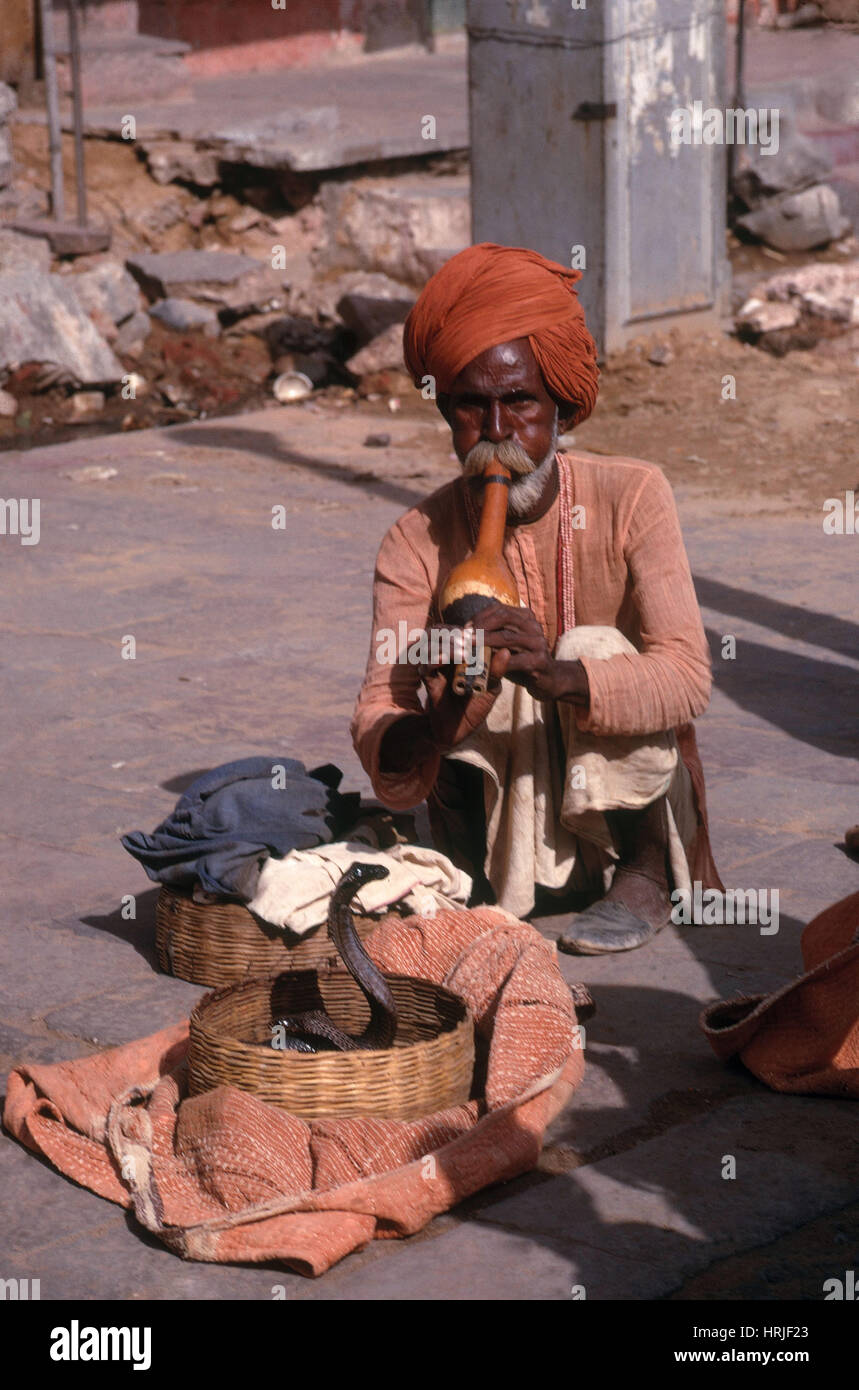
[420,662,497,751]
[378,624,498,775]
[470,601,590,705]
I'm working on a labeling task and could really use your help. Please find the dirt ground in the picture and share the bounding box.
[3,124,858,509]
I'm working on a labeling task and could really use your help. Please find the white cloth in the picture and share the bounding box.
[247,841,472,935]
[447,626,696,919]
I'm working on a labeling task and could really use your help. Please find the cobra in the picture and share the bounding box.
[272,862,398,1053]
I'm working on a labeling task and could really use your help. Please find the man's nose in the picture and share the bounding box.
[483,400,511,442]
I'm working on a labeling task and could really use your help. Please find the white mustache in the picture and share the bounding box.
[461,438,537,477]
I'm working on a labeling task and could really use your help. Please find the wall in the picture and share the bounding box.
[136,0,433,71]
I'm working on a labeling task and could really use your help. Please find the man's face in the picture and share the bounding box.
[441,337,570,470]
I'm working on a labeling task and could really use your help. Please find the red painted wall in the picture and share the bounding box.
[137,0,426,68]
[138,0,344,48]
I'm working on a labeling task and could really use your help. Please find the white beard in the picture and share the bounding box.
[507,450,557,517]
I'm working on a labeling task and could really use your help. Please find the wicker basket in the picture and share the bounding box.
[156,884,377,987]
[188,967,475,1121]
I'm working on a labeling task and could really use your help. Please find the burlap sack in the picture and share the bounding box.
[3,907,583,1276]
[700,890,859,1097]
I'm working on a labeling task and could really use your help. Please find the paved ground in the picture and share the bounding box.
[22,38,470,173]
[16,24,859,180]
[1,398,857,1300]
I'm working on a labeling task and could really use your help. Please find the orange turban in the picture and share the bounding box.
[403,243,600,426]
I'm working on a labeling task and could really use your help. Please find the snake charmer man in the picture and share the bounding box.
[351,243,722,954]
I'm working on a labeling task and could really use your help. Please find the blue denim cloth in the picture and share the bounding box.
[121,757,356,898]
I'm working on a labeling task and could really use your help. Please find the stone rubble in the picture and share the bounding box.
[0,271,124,386]
[735,258,859,351]
[0,82,15,189]
[126,248,270,299]
[0,227,52,274]
[114,310,152,357]
[335,271,416,345]
[69,260,144,330]
[736,184,851,253]
[346,322,406,377]
[150,297,221,335]
[731,105,851,254]
[315,174,470,287]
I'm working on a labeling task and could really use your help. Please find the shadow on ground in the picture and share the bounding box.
[169,424,426,509]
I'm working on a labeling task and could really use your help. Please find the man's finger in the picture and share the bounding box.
[502,651,542,674]
[469,602,520,631]
[489,646,512,681]
[483,624,531,648]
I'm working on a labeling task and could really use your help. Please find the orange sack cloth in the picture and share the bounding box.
[402,242,600,426]
[2,908,583,1276]
[701,890,859,1097]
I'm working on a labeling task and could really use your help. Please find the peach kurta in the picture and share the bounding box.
[351,450,722,890]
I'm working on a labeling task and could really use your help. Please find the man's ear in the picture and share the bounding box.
[557,400,578,434]
[436,393,452,424]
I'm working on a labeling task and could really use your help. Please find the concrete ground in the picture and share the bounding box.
[1,397,856,1301]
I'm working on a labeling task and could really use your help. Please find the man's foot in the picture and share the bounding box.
[558,884,667,955]
[558,799,675,956]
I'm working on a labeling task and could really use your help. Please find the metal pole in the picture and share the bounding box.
[67,0,87,226]
[729,0,747,194]
[38,0,64,221]
[735,0,747,111]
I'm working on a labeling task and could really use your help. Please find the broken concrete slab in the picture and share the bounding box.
[732,130,831,209]
[0,228,52,274]
[736,297,802,334]
[346,322,406,377]
[335,271,416,344]
[126,250,290,323]
[209,107,340,170]
[73,46,469,177]
[0,271,124,385]
[70,259,143,327]
[126,249,269,300]
[150,297,220,334]
[317,175,470,287]
[114,309,152,357]
[737,183,851,252]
